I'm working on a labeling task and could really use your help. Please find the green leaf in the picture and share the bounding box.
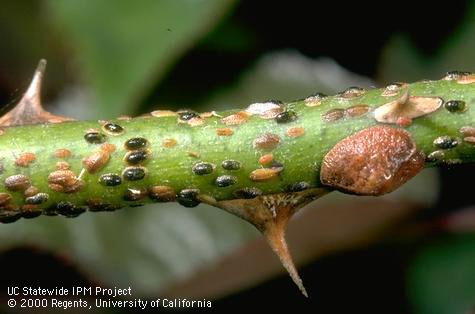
[408,234,475,314]
[46,0,236,118]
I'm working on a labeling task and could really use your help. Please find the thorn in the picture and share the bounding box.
[264,219,308,297]
[24,59,47,104]
[205,188,330,297]
[0,59,74,127]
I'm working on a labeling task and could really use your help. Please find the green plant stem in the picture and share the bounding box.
[0,78,474,220]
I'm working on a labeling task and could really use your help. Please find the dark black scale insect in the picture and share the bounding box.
[22,210,42,219]
[192,162,214,175]
[122,167,146,181]
[275,110,297,124]
[125,137,148,150]
[88,202,122,212]
[433,136,458,149]
[103,123,124,134]
[444,100,466,113]
[125,150,149,165]
[0,213,22,223]
[178,110,199,121]
[233,187,263,199]
[54,202,86,218]
[25,193,49,205]
[426,150,445,163]
[177,189,201,207]
[215,175,237,187]
[285,182,310,192]
[445,70,472,80]
[222,160,241,171]
[99,174,122,186]
[84,132,106,144]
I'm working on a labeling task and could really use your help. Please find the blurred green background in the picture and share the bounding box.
[0,1,475,313]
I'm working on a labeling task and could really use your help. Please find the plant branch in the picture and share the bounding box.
[0,61,474,295]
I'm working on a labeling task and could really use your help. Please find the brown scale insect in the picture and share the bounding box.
[21,204,39,212]
[199,111,217,118]
[249,168,281,182]
[246,101,283,119]
[320,125,425,195]
[0,193,12,206]
[123,187,148,201]
[304,93,326,107]
[396,116,413,127]
[322,108,345,122]
[149,186,176,202]
[463,137,475,145]
[381,82,407,97]
[187,116,205,127]
[117,115,132,121]
[345,105,369,117]
[47,170,84,193]
[151,110,176,117]
[87,199,122,212]
[101,143,116,153]
[15,152,36,167]
[55,161,70,170]
[460,126,475,137]
[23,186,39,197]
[187,151,201,158]
[221,111,249,125]
[54,148,71,159]
[162,138,177,148]
[457,75,475,84]
[253,133,281,150]
[82,144,114,173]
[82,151,110,173]
[216,128,234,136]
[444,71,475,84]
[338,86,366,99]
[286,127,305,138]
[258,153,273,166]
[4,174,31,192]
[22,204,43,219]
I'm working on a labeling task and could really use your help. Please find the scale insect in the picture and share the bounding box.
[0,60,474,296]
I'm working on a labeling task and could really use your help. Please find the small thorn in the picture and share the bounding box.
[24,59,47,102]
[206,188,330,297]
[264,221,308,297]
[0,59,74,127]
